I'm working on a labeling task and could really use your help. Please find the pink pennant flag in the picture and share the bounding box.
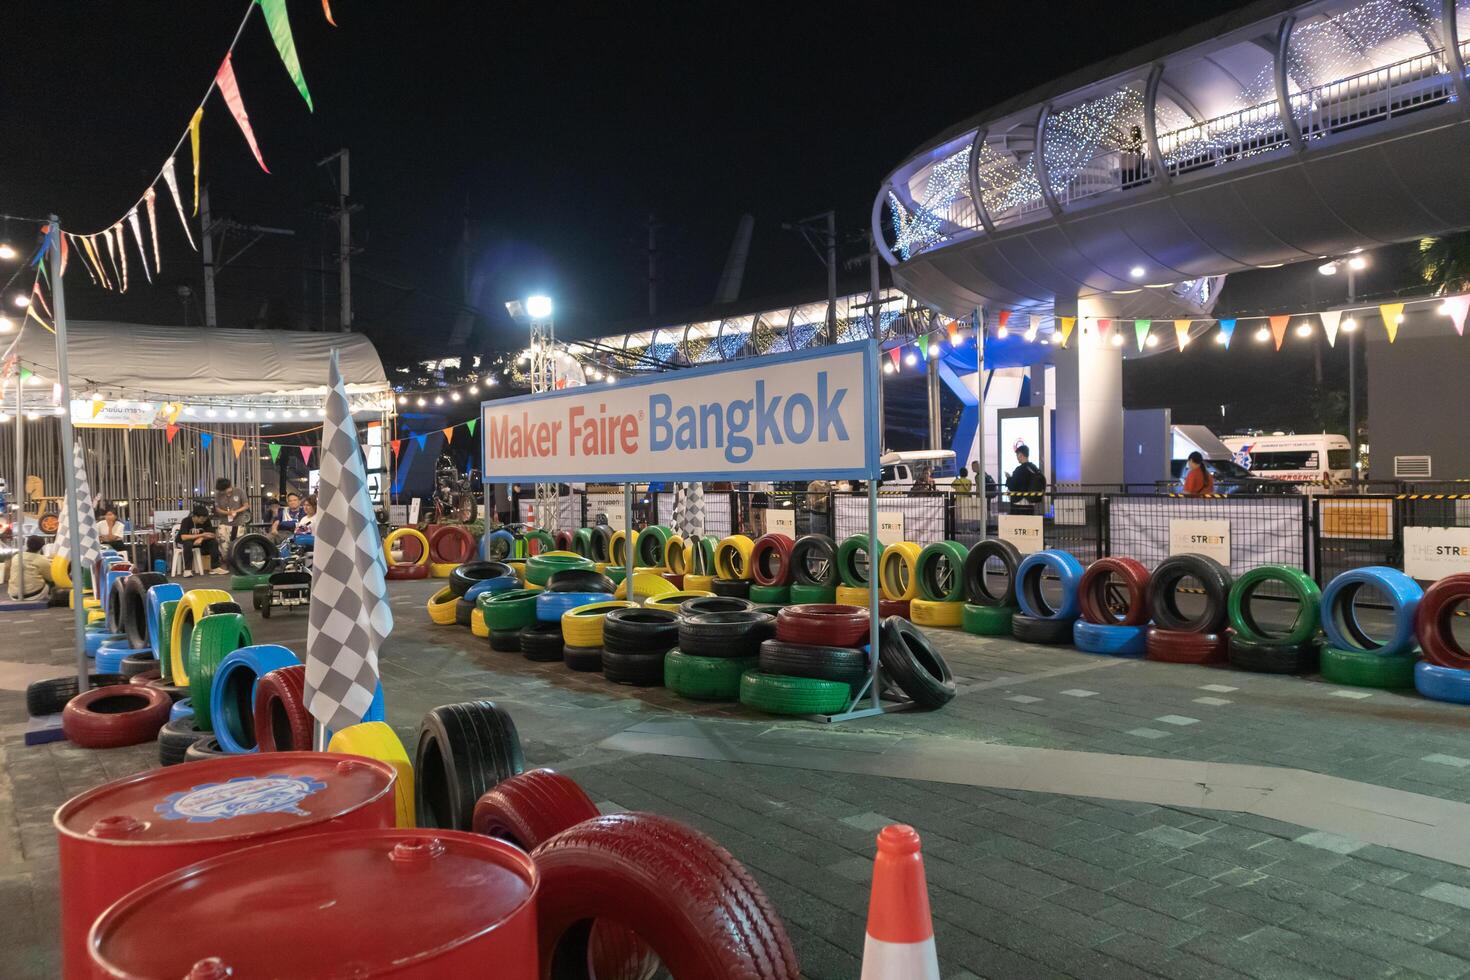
[215,54,270,173]
[1441,296,1470,336]
[142,187,161,272]
[300,445,313,465]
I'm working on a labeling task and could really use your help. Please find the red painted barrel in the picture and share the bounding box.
[56,752,396,979]
[89,829,539,978]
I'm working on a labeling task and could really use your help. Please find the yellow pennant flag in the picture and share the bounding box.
[189,107,203,215]
[1379,303,1405,343]
[442,426,455,444]
[91,399,105,419]
[231,438,246,459]
[167,403,182,425]
[1174,319,1192,350]
[1058,316,1076,348]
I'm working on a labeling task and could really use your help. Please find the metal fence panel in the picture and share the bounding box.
[833,492,946,547]
[1107,495,1308,574]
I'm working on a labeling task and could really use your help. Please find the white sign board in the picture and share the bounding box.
[407,497,421,525]
[998,514,1045,554]
[876,511,905,545]
[1404,526,1470,580]
[481,343,878,483]
[766,508,796,537]
[1169,519,1231,566]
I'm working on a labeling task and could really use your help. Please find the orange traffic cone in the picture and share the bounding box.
[860,824,939,979]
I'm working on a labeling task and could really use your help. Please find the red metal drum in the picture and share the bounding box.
[56,752,396,979]
[90,829,539,979]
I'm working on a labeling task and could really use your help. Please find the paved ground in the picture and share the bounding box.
[4,579,1470,979]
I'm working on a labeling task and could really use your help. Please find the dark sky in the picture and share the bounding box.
[3,0,1246,367]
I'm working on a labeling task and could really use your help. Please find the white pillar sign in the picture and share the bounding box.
[1169,519,1231,566]
[998,514,1044,554]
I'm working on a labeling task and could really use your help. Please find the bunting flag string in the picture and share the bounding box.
[1268,314,1290,351]
[1133,319,1151,352]
[1379,303,1405,343]
[1173,318,1191,349]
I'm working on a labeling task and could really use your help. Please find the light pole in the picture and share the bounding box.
[524,295,557,530]
[1319,253,1367,486]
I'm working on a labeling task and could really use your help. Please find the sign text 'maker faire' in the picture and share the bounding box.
[480,343,878,484]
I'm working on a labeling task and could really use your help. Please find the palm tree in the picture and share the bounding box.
[1417,232,1470,294]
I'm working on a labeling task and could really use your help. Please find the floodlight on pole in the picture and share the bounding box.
[526,295,554,320]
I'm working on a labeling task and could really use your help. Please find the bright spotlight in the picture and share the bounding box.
[525,295,554,319]
[904,352,917,365]
[1342,317,1359,332]
[1129,265,1146,279]
[1318,262,1338,276]
[1254,326,1270,342]
[1348,255,1367,271]
[1296,322,1314,337]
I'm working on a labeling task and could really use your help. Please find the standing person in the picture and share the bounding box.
[176,505,225,576]
[7,535,54,600]
[1183,451,1216,497]
[492,483,513,527]
[1006,444,1045,514]
[950,467,973,495]
[911,466,937,494]
[96,508,128,548]
[213,477,250,554]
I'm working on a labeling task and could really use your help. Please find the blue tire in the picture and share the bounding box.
[1073,620,1148,657]
[536,591,617,623]
[96,643,149,674]
[210,645,301,753]
[146,583,185,659]
[86,631,126,658]
[102,568,132,624]
[465,576,519,602]
[1015,549,1084,621]
[482,528,516,561]
[169,698,195,723]
[1414,661,1470,704]
[1321,566,1422,657]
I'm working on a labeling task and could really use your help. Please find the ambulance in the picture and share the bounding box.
[1221,433,1353,486]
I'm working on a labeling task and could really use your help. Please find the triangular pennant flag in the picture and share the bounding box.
[215,54,269,172]
[1320,310,1342,348]
[1173,319,1192,350]
[415,433,427,451]
[167,403,182,425]
[91,399,104,419]
[1218,318,1236,349]
[18,368,32,382]
[888,346,901,368]
[466,419,478,437]
[268,442,282,464]
[125,208,152,284]
[1058,316,1076,348]
[79,234,109,288]
[322,0,337,25]
[997,309,1010,329]
[201,432,213,450]
[1269,315,1290,350]
[113,224,129,292]
[300,445,314,465]
[142,187,161,272]
[442,426,455,443]
[258,0,313,110]
[31,282,51,319]
[161,159,197,250]
[1379,303,1404,343]
[231,438,246,459]
[166,424,180,444]
[100,226,120,289]
[390,439,402,458]
[189,108,204,213]
[1441,296,1469,336]
[1134,319,1151,352]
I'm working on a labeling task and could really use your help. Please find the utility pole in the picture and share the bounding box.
[200,184,295,329]
[201,186,218,328]
[318,148,357,332]
[783,210,839,344]
[870,236,886,453]
[647,213,658,317]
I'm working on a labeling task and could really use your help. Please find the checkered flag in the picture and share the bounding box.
[674,482,708,574]
[53,440,102,568]
[305,350,393,734]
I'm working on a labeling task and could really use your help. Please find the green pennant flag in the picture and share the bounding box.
[1134,319,1152,352]
[465,419,478,437]
[268,442,282,464]
[258,0,313,110]
[18,367,33,381]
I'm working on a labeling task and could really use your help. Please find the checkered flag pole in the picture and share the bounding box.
[54,440,101,567]
[305,350,394,737]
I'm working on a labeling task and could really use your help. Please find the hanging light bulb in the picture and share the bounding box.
[1295,322,1314,337]
[997,326,1009,339]
[434,395,445,405]
[245,409,256,419]
[469,385,479,395]
[265,409,275,419]
[1144,334,1159,348]
[11,294,28,309]
[53,405,65,415]
[450,392,461,402]
[25,411,40,421]
[1024,328,1038,342]
[1254,326,1270,342]
[1214,331,1228,345]
[206,408,219,418]
[1109,333,1124,347]
[0,317,13,334]
[397,395,408,405]
[488,377,499,387]
[1342,317,1359,332]
[927,342,940,356]
[905,352,917,365]
[417,397,427,407]
[227,408,239,418]
[0,244,16,261]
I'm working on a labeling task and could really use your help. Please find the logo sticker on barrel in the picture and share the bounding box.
[155,774,328,823]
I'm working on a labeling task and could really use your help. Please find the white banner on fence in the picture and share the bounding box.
[1108,497,1303,574]
[1169,519,1232,566]
[1404,526,1470,580]
[876,511,905,545]
[998,514,1045,554]
[481,342,878,483]
[833,495,944,547]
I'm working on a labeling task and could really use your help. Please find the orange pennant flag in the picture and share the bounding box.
[1058,316,1076,348]
[442,426,455,444]
[231,437,246,459]
[166,424,180,444]
[322,0,337,25]
[1379,303,1405,343]
[1174,319,1192,350]
[1268,315,1290,351]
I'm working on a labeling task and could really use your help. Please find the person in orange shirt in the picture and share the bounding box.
[1183,451,1216,496]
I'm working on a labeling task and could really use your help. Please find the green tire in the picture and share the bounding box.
[665,651,757,700]
[481,589,542,631]
[606,565,628,586]
[230,573,273,591]
[738,669,850,715]
[571,527,595,558]
[523,529,555,557]
[1320,645,1417,689]
[637,525,673,567]
[1228,564,1321,646]
[187,613,253,732]
[836,534,883,588]
[963,602,1014,636]
[525,553,593,587]
[158,599,180,683]
[748,584,791,605]
[788,583,837,604]
[916,540,969,603]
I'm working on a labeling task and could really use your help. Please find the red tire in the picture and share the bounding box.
[1415,573,1470,670]
[533,812,800,980]
[1078,557,1151,626]
[554,530,575,553]
[776,604,869,647]
[254,665,312,751]
[394,530,427,564]
[662,572,685,590]
[473,768,600,845]
[128,669,162,686]
[430,525,476,564]
[61,685,171,748]
[879,599,910,619]
[749,534,795,587]
[1145,628,1229,665]
[385,563,431,580]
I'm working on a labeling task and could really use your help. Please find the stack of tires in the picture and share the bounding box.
[739,605,864,713]
[665,600,775,701]
[1011,549,1083,645]
[671,533,718,591]
[910,541,968,627]
[1144,554,1233,665]
[747,533,795,605]
[523,572,617,664]
[602,607,680,685]
[1319,566,1421,690]
[384,528,432,581]
[1226,565,1322,673]
[833,534,894,612]
[710,534,756,600]
[961,539,1021,635]
[428,560,520,631]
[1414,574,1470,703]
[1073,557,1151,656]
[560,599,636,671]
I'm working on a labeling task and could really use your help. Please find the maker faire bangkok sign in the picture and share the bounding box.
[481,342,878,483]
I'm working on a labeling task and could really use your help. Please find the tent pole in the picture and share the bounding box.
[623,484,634,586]
[50,217,90,692]
[12,361,23,601]
[868,475,880,711]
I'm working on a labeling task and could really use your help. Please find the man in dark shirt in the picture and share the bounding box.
[176,505,225,576]
[1006,444,1046,515]
[213,477,249,551]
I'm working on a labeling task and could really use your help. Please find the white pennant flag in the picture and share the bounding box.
[1441,296,1470,336]
[160,158,197,250]
[125,208,152,284]
[1320,310,1342,348]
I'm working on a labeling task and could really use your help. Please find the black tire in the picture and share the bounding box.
[711,578,752,599]
[790,534,838,587]
[415,700,526,830]
[878,617,956,708]
[228,533,281,576]
[520,622,566,662]
[120,652,156,678]
[591,525,614,563]
[601,649,667,685]
[963,539,1021,606]
[602,607,680,656]
[184,735,230,762]
[546,569,616,594]
[678,596,753,617]
[1148,553,1233,634]
[252,584,270,611]
[206,601,242,616]
[449,560,515,598]
[489,629,523,653]
[563,645,605,672]
[120,572,168,649]
[158,714,204,766]
[1228,635,1322,674]
[758,640,869,690]
[25,673,125,717]
[1011,613,1076,644]
[678,611,777,659]
[455,597,476,627]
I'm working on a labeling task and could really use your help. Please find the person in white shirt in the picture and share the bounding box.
[97,508,127,548]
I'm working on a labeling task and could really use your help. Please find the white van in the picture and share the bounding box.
[1221,434,1353,485]
[879,450,959,490]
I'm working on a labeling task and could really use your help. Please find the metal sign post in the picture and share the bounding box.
[50,218,90,690]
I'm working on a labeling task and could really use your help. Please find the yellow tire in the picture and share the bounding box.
[664,535,688,574]
[644,590,715,612]
[327,722,415,828]
[714,535,755,580]
[835,585,875,607]
[169,588,233,684]
[84,596,101,609]
[878,542,923,602]
[685,574,716,593]
[910,597,964,627]
[562,600,637,647]
[610,530,638,567]
[383,527,430,567]
[429,562,459,578]
[87,609,106,625]
[593,562,607,575]
[508,561,527,583]
[51,554,72,589]
[427,586,459,624]
[471,610,490,637]
[539,550,583,560]
[614,571,679,602]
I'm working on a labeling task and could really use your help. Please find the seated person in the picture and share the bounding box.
[6,535,54,600]
[96,508,128,549]
[269,492,306,543]
[176,505,226,576]
[292,495,317,547]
